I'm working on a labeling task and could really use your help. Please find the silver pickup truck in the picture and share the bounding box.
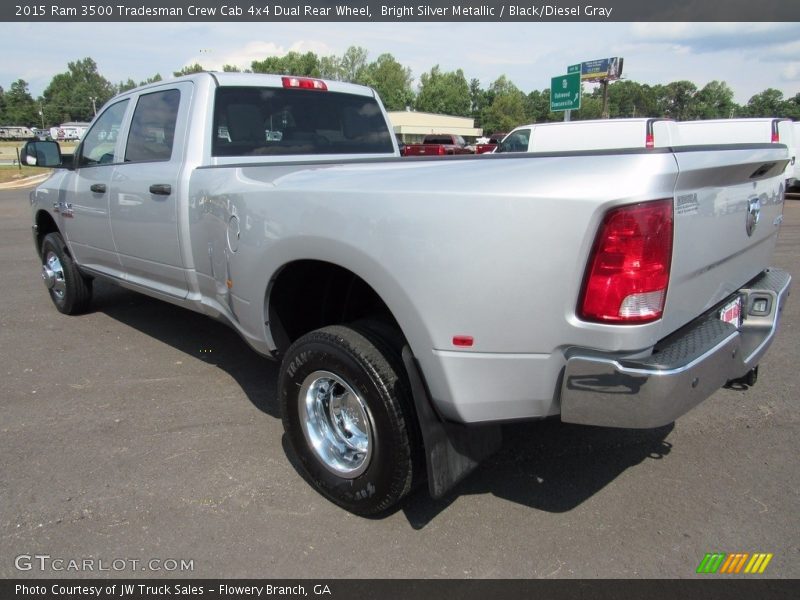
[23,73,791,515]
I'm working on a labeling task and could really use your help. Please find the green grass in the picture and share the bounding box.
[0,140,78,147]
[0,140,78,156]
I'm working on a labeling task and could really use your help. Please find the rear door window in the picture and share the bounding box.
[212,87,394,156]
[125,89,181,163]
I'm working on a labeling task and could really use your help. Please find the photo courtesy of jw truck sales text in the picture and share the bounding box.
[14,584,332,597]
[21,70,791,515]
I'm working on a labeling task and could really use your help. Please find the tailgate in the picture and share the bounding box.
[405,144,443,156]
[663,145,789,335]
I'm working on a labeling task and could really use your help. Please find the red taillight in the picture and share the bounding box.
[771,131,780,143]
[645,133,655,149]
[437,146,445,155]
[579,199,674,324]
[281,76,327,91]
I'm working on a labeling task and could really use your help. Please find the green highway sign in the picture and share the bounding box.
[567,63,581,74]
[550,73,581,112]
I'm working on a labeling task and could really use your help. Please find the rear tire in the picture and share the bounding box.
[279,324,419,515]
[40,232,92,315]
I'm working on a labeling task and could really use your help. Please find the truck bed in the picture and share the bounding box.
[187,145,789,422]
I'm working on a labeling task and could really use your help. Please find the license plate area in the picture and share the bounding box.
[719,295,743,329]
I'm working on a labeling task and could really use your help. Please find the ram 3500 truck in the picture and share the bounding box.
[23,73,791,515]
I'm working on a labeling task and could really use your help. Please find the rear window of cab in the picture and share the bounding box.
[212,86,394,156]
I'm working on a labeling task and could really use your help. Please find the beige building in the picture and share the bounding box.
[387,111,482,143]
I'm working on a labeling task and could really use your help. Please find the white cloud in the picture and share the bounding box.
[632,22,791,40]
[781,64,800,84]
[629,22,800,52]
[182,39,337,71]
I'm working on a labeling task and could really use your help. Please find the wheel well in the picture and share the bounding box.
[35,210,60,257]
[268,260,402,354]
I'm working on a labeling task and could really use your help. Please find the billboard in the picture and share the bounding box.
[580,57,624,82]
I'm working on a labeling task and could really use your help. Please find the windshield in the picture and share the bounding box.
[496,129,530,153]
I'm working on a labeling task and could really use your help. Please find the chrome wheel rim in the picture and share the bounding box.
[298,370,374,478]
[42,251,66,300]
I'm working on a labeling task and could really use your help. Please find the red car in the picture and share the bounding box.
[403,134,474,156]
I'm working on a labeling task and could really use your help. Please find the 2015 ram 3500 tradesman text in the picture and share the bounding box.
[23,73,791,515]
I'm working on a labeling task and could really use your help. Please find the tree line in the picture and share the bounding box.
[1,49,798,134]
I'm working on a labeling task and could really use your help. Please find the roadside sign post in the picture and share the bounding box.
[570,58,624,119]
[550,73,581,121]
[564,65,580,121]
[601,80,610,119]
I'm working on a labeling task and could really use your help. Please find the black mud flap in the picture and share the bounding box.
[725,365,759,389]
[402,346,502,499]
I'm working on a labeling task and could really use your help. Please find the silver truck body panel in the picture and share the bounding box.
[30,73,791,425]
[183,148,786,423]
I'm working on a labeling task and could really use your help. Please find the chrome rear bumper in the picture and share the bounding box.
[560,269,791,428]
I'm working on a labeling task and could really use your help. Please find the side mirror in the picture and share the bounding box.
[20,140,64,168]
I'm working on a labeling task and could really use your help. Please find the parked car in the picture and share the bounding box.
[21,73,791,515]
[497,118,678,153]
[403,133,474,155]
[31,128,51,141]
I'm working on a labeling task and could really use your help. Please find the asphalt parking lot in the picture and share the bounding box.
[1,186,798,579]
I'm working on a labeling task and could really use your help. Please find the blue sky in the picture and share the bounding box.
[2,22,799,103]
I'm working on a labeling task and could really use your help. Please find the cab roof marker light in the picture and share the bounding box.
[282,76,328,91]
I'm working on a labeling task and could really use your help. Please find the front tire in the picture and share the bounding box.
[279,325,419,515]
[40,232,92,315]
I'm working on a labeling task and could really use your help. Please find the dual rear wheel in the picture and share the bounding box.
[279,324,422,516]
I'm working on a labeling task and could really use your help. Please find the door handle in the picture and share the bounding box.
[90,183,106,193]
[149,184,172,196]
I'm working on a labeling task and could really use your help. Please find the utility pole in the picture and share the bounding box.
[38,103,45,129]
[89,96,97,116]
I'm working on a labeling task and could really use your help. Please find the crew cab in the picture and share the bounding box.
[403,133,474,155]
[22,73,791,515]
